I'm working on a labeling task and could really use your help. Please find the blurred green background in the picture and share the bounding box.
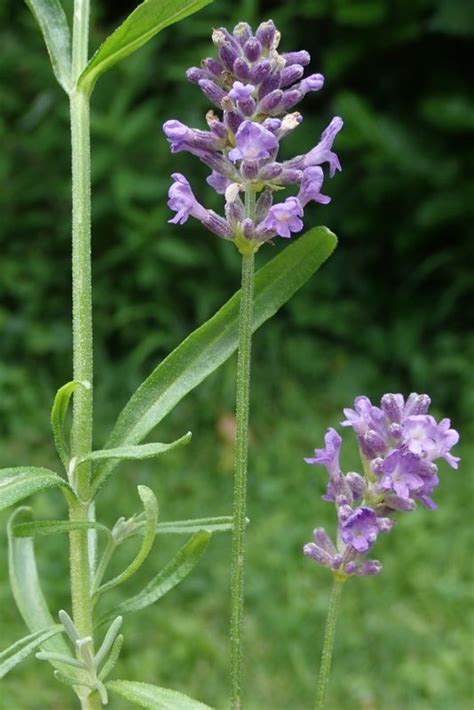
[0,0,473,708]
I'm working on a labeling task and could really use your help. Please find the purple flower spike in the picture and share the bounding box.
[305,427,342,477]
[164,21,342,249]
[304,391,460,581]
[340,507,379,553]
[258,197,304,239]
[228,121,278,163]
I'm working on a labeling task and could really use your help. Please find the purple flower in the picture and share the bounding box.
[341,396,374,436]
[167,174,232,239]
[206,171,231,194]
[229,81,255,102]
[379,451,424,500]
[228,121,278,163]
[167,173,208,225]
[402,415,460,468]
[340,507,382,553]
[257,197,303,239]
[297,167,331,207]
[304,116,344,177]
[305,428,342,477]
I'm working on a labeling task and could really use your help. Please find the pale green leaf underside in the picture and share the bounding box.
[78,0,214,94]
[90,433,192,494]
[97,531,210,627]
[24,0,72,92]
[0,467,72,512]
[0,626,63,679]
[107,680,212,709]
[95,228,336,486]
[97,486,158,595]
[8,509,73,664]
[157,515,234,535]
[12,519,111,540]
[51,380,90,468]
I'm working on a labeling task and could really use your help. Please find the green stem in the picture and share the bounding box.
[315,579,344,710]
[230,187,256,710]
[69,1,98,708]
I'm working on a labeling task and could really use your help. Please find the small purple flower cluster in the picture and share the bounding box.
[303,393,460,578]
[163,20,342,253]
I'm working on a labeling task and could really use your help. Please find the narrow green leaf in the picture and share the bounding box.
[89,433,191,493]
[97,531,210,627]
[12,519,111,540]
[78,0,213,95]
[0,467,74,512]
[7,509,73,665]
[107,680,212,709]
[51,380,90,469]
[97,486,158,596]
[0,626,63,679]
[157,516,234,535]
[98,634,124,681]
[96,228,337,487]
[24,0,72,92]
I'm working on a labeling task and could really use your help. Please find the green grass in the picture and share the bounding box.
[0,372,472,709]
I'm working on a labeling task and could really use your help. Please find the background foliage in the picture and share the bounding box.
[0,0,472,708]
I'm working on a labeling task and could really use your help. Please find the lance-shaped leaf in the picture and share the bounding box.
[157,515,235,535]
[8,509,73,664]
[0,467,74,512]
[107,680,212,709]
[12,519,111,540]
[88,433,191,494]
[51,380,91,469]
[96,486,158,597]
[96,228,337,486]
[0,625,63,679]
[78,0,214,95]
[97,531,210,627]
[24,0,72,92]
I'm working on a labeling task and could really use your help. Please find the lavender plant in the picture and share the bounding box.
[304,393,460,709]
[1,6,338,710]
[162,20,342,707]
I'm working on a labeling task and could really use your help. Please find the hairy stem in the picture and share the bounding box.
[230,187,256,710]
[315,579,344,710]
[69,1,98,708]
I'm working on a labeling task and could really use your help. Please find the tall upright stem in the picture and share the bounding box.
[230,188,256,710]
[315,579,344,710]
[68,1,99,708]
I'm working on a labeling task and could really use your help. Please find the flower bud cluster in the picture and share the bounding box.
[163,20,343,253]
[303,393,460,579]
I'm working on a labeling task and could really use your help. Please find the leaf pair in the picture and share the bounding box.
[25,0,214,95]
[51,375,191,492]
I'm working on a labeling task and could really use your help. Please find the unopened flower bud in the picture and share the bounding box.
[280,64,304,88]
[244,38,262,63]
[256,20,277,49]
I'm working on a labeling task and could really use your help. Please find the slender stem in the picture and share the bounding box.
[230,187,256,710]
[68,1,98,709]
[315,579,344,710]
